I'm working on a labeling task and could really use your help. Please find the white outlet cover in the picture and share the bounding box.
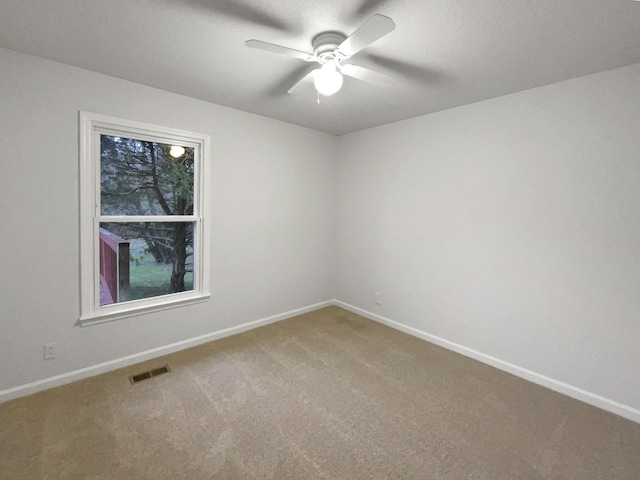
[374,292,382,305]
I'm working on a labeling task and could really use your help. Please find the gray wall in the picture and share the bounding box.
[336,63,640,419]
[0,48,336,395]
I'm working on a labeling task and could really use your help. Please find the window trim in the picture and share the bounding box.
[79,112,210,326]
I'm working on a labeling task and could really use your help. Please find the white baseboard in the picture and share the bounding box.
[0,300,333,403]
[5,299,639,425]
[333,300,640,425]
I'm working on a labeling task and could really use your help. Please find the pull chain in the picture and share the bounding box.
[317,90,321,104]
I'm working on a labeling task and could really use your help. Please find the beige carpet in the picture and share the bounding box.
[1,306,639,479]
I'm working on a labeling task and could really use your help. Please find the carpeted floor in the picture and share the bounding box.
[1,306,639,479]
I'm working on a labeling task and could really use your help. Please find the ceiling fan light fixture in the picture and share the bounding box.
[314,61,343,96]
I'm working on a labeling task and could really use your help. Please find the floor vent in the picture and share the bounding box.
[129,365,171,384]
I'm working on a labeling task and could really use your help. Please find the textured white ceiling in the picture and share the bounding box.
[1,0,640,135]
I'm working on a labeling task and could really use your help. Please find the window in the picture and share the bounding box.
[79,112,210,325]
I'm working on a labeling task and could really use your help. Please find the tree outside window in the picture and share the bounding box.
[100,136,195,303]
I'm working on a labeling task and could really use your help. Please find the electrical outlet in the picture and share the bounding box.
[374,291,382,305]
[43,343,57,360]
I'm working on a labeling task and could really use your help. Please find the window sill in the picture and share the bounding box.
[78,292,211,327]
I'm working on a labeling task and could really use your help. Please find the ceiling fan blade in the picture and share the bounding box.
[351,0,391,20]
[187,0,293,32]
[364,54,443,83]
[266,64,318,95]
[245,40,315,62]
[287,69,317,94]
[341,64,395,87]
[337,14,395,58]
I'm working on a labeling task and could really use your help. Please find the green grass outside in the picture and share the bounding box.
[128,240,193,301]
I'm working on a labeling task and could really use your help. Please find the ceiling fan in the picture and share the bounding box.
[245,14,396,98]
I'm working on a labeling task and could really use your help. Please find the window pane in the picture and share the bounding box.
[100,135,194,216]
[99,222,194,306]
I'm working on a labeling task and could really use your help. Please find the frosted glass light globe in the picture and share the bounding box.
[314,62,343,96]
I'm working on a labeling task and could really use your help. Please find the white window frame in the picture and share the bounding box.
[79,112,210,326]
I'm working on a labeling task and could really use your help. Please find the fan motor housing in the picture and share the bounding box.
[312,32,346,60]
